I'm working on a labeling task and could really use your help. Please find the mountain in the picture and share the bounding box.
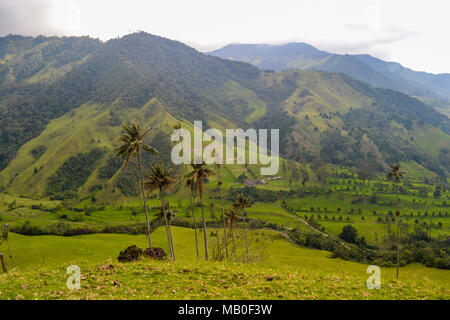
[356,54,450,100]
[207,43,404,92]
[0,34,101,86]
[355,54,450,116]
[0,35,101,169]
[208,43,450,115]
[0,33,449,200]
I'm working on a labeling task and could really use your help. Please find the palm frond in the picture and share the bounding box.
[144,161,177,194]
[142,144,158,155]
[115,121,158,170]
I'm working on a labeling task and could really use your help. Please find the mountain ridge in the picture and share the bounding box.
[208,42,450,109]
[1,32,449,200]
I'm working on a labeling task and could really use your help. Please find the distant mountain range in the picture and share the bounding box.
[0,33,449,200]
[208,43,450,116]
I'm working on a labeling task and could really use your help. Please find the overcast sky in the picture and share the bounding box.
[1,0,449,74]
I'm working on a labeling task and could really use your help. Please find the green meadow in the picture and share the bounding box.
[0,145,449,300]
[0,226,449,300]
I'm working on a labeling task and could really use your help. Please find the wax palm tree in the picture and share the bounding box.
[187,177,200,259]
[216,163,229,261]
[233,193,253,262]
[115,122,158,248]
[172,122,200,259]
[145,162,177,261]
[153,202,176,223]
[387,163,404,279]
[187,162,215,260]
[225,207,241,261]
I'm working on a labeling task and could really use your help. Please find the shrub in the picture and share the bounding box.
[117,245,143,263]
[237,173,248,184]
[339,225,358,244]
[143,247,167,260]
[63,228,95,236]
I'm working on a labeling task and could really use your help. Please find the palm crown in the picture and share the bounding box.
[154,202,176,223]
[225,207,241,229]
[115,122,158,169]
[186,162,215,194]
[387,164,404,183]
[233,193,252,211]
[145,162,177,194]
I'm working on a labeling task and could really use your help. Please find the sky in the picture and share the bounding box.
[1,0,449,74]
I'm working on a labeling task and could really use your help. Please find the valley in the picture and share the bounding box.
[0,32,449,301]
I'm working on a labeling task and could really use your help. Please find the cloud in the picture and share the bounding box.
[310,26,418,61]
[0,0,61,37]
[0,0,448,73]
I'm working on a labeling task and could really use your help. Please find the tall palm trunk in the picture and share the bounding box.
[211,204,220,254]
[167,219,175,260]
[189,186,200,259]
[137,151,152,248]
[166,202,175,261]
[230,224,237,261]
[215,218,220,256]
[5,235,14,268]
[200,190,209,260]
[160,189,175,261]
[184,163,200,259]
[243,212,249,263]
[221,191,229,261]
[395,182,400,279]
[217,166,229,261]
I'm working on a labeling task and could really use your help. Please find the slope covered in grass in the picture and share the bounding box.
[2,32,450,200]
[0,226,448,300]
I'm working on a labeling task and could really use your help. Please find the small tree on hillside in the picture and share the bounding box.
[339,225,358,244]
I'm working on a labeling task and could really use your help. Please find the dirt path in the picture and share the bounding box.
[276,203,351,249]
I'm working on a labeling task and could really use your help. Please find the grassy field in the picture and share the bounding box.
[0,168,449,300]
[1,173,449,247]
[0,226,448,300]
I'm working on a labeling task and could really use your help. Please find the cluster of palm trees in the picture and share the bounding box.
[115,122,253,263]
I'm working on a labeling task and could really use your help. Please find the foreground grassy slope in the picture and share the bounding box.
[2,259,448,300]
[0,227,449,299]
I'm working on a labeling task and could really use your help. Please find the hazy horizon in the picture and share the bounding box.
[1,0,450,74]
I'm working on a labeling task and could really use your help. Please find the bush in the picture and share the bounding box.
[143,247,167,260]
[63,228,95,236]
[102,223,147,235]
[339,225,358,244]
[228,186,279,202]
[117,245,143,263]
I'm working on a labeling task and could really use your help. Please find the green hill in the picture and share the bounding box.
[1,32,449,201]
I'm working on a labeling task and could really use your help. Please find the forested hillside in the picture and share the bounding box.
[0,35,101,169]
[1,32,449,199]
